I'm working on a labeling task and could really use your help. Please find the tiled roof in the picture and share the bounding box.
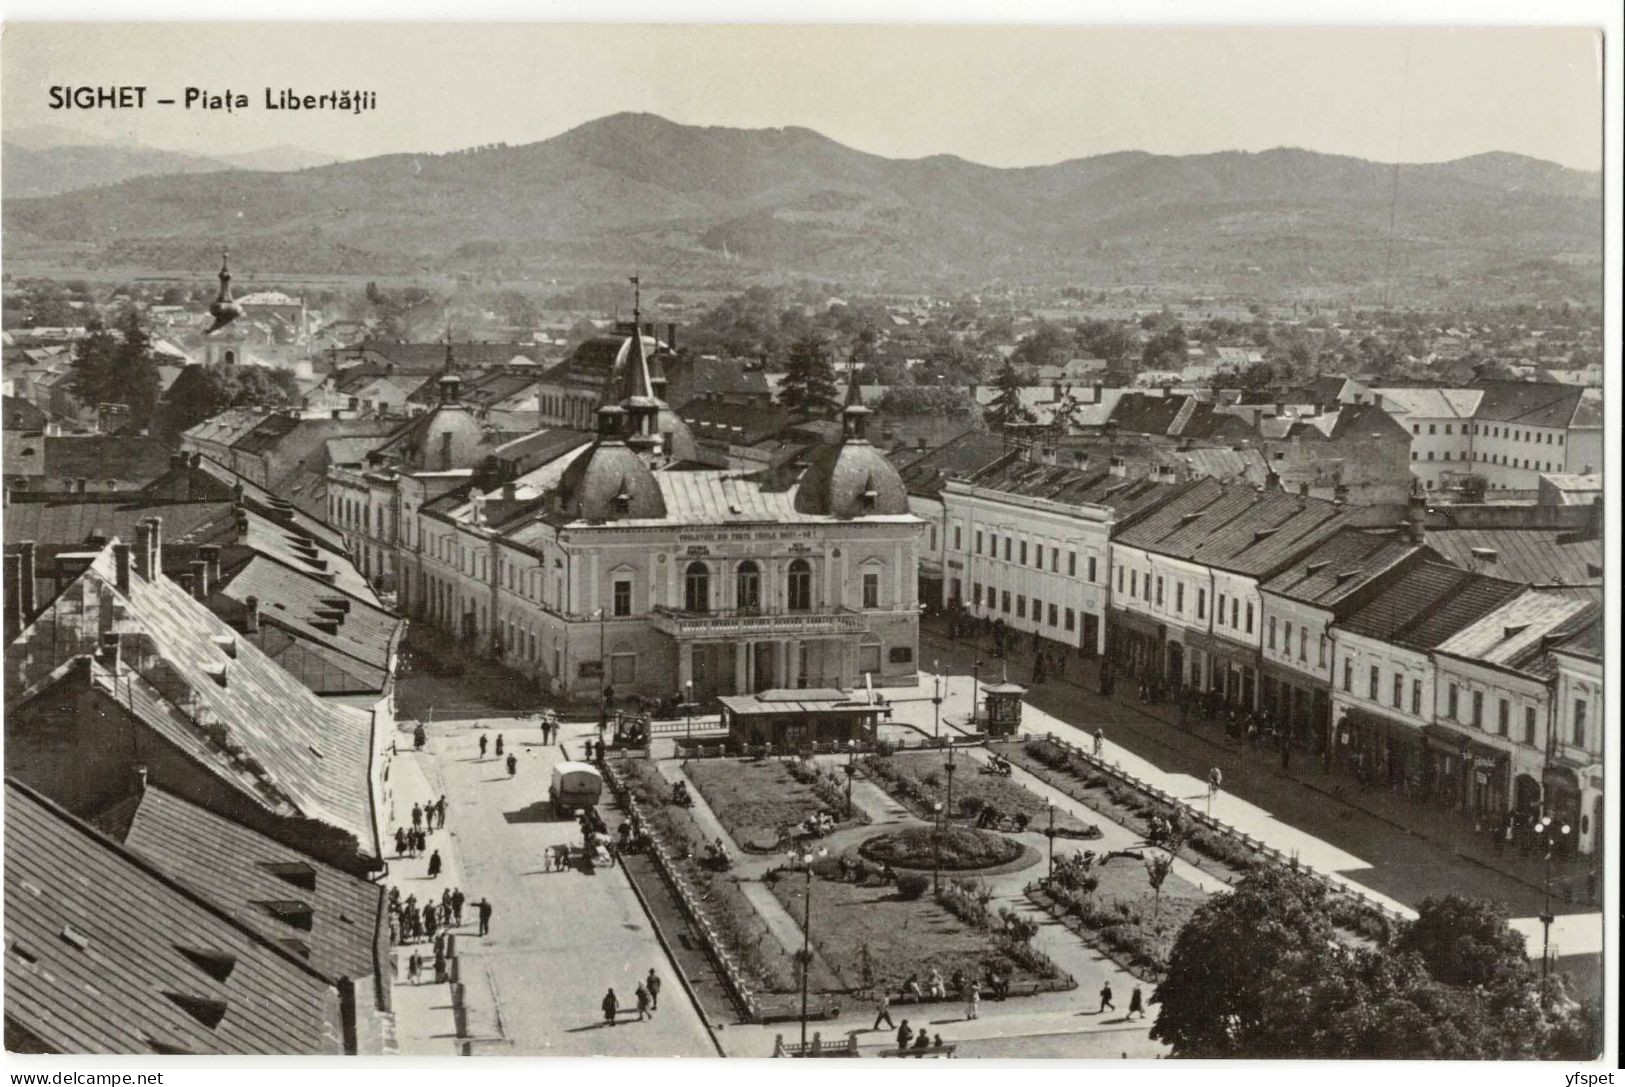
[231,414,303,455]
[186,457,349,554]
[1373,387,1482,419]
[1261,527,1428,610]
[3,780,345,1055]
[183,409,273,448]
[680,399,787,445]
[3,497,228,550]
[1550,612,1602,662]
[354,340,540,373]
[118,785,384,990]
[24,435,176,483]
[1471,382,1593,428]
[1432,592,1593,672]
[894,430,1010,498]
[543,467,916,529]
[238,508,379,607]
[964,453,1180,519]
[1336,561,1526,650]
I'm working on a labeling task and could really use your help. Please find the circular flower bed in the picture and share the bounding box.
[858,826,1024,871]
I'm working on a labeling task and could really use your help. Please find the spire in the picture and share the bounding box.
[840,358,872,442]
[444,319,456,371]
[618,274,661,455]
[217,250,233,294]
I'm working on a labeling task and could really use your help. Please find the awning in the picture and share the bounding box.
[1423,725,1511,765]
[1109,606,1165,640]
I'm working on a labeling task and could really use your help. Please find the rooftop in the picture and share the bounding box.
[1336,561,1526,651]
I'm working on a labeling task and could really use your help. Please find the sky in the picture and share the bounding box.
[0,23,1604,171]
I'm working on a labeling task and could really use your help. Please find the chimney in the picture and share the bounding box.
[98,631,121,671]
[667,322,677,351]
[200,544,221,590]
[135,521,153,580]
[1298,481,1310,497]
[1264,468,1282,492]
[1372,392,1383,411]
[1108,455,1127,478]
[502,482,517,501]
[244,594,260,633]
[1333,482,1349,506]
[189,452,201,469]
[135,765,148,793]
[232,479,245,507]
[177,572,194,595]
[170,452,187,470]
[113,543,132,593]
[76,477,88,494]
[18,541,37,621]
[5,553,22,640]
[148,517,163,576]
[1093,382,1104,403]
[234,509,249,541]
[1406,488,1427,545]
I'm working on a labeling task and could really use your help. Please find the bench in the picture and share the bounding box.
[772,1032,860,1058]
[879,1046,958,1058]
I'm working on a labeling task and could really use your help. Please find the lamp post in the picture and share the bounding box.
[844,741,857,819]
[932,801,943,893]
[685,679,694,740]
[796,846,828,1047]
[1047,802,1056,881]
[971,658,983,729]
[931,665,943,743]
[944,744,958,833]
[1536,814,1570,1003]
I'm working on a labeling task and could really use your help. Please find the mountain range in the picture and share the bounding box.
[2,112,1602,301]
[2,125,338,197]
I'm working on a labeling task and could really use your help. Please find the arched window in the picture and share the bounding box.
[787,559,812,612]
[684,562,710,613]
[736,561,761,612]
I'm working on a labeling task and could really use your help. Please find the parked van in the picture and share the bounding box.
[550,761,603,815]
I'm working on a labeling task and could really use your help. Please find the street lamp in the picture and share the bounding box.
[796,846,829,1047]
[844,741,857,819]
[1046,803,1056,881]
[932,801,944,893]
[931,665,943,743]
[685,679,694,740]
[971,658,983,729]
[1536,814,1570,1001]
[944,744,958,832]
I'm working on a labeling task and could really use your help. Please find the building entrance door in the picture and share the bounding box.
[752,642,778,692]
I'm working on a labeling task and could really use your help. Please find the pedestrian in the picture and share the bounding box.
[416,828,428,856]
[477,898,493,936]
[646,968,661,1011]
[422,903,437,939]
[427,849,442,880]
[1099,982,1115,1014]
[407,951,421,984]
[928,967,944,999]
[896,1020,913,1052]
[965,981,980,1020]
[1093,727,1104,758]
[873,991,896,1031]
[506,753,518,777]
[437,796,448,829]
[413,723,427,751]
[479,733,488,758]
[441,888,453,920]
[394,827,407,855]
[451,887,466,927]
[602,988,619,1026]
[1128,986,1145,1020]
[412,802,423,831]
[434,947,446,984]
[495,734,504,757]
[635,984,651,1021]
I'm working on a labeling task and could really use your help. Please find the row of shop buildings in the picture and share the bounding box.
[907,449,1602,856]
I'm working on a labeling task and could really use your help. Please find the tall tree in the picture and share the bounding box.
[985,359,1035,431]
[778,333,839,420]
[66,310,161,427]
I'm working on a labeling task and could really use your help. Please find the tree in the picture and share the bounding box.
[984,360,1034,431]
[1141,324,1188,371]
[161,362,299,435]
[1143,851,1174,920]
[778,333,839,420]
[1393,896,1532,991]
[1075,319,1133,363]
[66,311,161,428]
[877,386,977,419]
[1009,323,1068,371]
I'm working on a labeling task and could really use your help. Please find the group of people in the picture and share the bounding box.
[600,970,663,1025]
[529,712,561,745]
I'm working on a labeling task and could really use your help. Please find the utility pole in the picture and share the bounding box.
[1047,803,1056,881]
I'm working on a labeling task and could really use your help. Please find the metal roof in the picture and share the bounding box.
[3,780,346,1055]
[1424,527,1603,590]
[1337,561,1526,650]
[1261,528,1428,609]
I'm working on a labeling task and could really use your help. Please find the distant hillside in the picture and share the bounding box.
[2,112,1602,301]
[2,141,231,198]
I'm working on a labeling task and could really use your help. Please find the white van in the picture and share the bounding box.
[550,761,603,815]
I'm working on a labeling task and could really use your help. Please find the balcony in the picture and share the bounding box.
[651,605,871,640]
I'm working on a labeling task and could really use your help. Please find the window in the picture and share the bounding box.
[1343,658,1353,692]
[1051,547,1059,572]
[862,572,879,609]
[990,533,998,557]
[1176,584,1185,613]
[1130,571,1138,598]
[1087,556,1097,582]
[972,583,982,607]
[954,525,962,550]
[1197,588,1206,620]
[1015,595,1026,618]
[1268,616,1277,650]
[612,579,632,618]
[1048,603,1059,626]
[1001,590,1011,614]
[1004,537,1012,562]
[736,561,761,611]
[1411,679,1422,715]
[1155,577,1164,607]
[1573,698,1587,745]
[1369,665,1379,700]
[1117,566,1125,592]
[929,526,937,551]
[1239,600,1247,631]
[1447,684,1459,719]
[1300,628,1308,661]
[1064,607,1075,632]
[1471,691,1483,728]
[1428,423,1436,435]
[1392,673,1403,709]
[1019,541,1028,565]
[976,530,984,555]
[1068,552,1077,576]
[1217,592,1227,624]
[860,641,881,676]
[1412,424,1420,434]
[1524,707,1536,746]
[787,559,812,611]
[1444,424,1452,435]
[1497,698,1509,736]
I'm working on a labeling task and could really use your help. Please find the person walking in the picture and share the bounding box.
[646,969,661,1011]
[873,991,896,1031]
[413,723,427,751]
[1099,982,1115,1014]
[427,849,442,880]
[407,951,421,985]
[602,988,619,1026]
[479,733,488,759]
[506,753,518,777]
[896,1020,913,1052]
[477,898,493,937]
[1128,986,1145,1020]
[422,903,437,940]
[635,983,651,1022]
[965,981,980,1020]
[451,887,466,927]
[394,827,407,856]
[1093,727,1104,758]
[411,802,423,831]
[495,734,504,757]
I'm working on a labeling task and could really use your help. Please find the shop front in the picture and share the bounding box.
[1423,726,1510,821]
[1107,607,1164,680]
[1261,660,1330,754]
[1333,705,1425,789]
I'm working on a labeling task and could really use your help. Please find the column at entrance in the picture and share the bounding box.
[678,641,694,692]
[735,642,748,694]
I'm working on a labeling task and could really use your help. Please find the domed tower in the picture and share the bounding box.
[602,275,698,464]
[552,402,667,523]
[793,364,909,518]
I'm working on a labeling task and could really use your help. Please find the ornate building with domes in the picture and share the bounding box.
[398,292,924,702]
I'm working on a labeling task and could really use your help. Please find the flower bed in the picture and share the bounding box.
[860,750,1094,833]
[857,826,1025,871]
[685,756,866,853]
[1027,856,1205,980]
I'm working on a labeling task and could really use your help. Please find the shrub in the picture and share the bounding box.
[896,873,930,900]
